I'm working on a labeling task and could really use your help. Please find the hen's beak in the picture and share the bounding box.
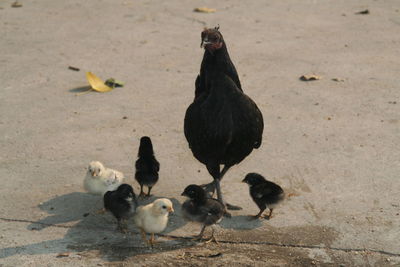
[181,192,186,196]
[201,39,211,48]
[242,179,246,183]
[168,206,174,213]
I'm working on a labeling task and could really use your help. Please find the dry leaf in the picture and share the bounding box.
[86,72,113,92]
[105,78,124,88]
[56,252,70,258]
[355,9,369,15]
[332,78,345,82]
[300,74,321,81]
[193,7,216,13]
[68,66,80,71]
[11,1,23,8]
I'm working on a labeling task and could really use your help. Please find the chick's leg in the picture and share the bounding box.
[250,208,266,220]
[193,225,206,241]
[204,228,218,244]
[140,228,147,243]
[148,233,156,247]
[266,208,274,220]
[96,208,106,214]
[117,219,128,233]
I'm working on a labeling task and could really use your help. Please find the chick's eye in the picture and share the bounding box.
[162,205,166,209]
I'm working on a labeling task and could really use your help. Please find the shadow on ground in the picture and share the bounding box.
[69,86,92,93]
[0,192,267,261]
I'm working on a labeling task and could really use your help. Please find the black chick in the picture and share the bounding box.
[103,184,138,232]
[184,27,264,213]
[135,136,160,198]
[181,184,225,243]
[242,173,284,220]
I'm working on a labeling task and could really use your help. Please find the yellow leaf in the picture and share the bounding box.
[86,72,113,92]
[193,7,216,13]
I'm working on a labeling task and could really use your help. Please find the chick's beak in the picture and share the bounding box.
[168,206,174,213]
[91,171,97,177]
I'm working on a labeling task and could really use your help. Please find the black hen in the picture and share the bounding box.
[135,136,160,198]
[103,184,138,232]
[242,173,284,219]
[181,184,224,243]
[195,26,242,99]
[184,27,264,212]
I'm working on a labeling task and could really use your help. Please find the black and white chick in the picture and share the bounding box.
[103,184,138,233]
[242,173,284,220]
[181,184,225,243]
[135,136,160,198]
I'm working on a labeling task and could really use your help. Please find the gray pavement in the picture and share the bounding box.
[1,0,399,266]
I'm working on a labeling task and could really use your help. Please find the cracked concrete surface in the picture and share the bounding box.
[1,0,400,266]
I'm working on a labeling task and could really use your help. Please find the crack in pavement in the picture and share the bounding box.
[1,217,399,257]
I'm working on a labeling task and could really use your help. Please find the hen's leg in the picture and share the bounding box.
[201,165,231,195]
[146,186,153,198]
[139,184,145,198]
[206,164,241,216]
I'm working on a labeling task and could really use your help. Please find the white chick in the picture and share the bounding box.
[83,161,125,196]
[133,198,174,246]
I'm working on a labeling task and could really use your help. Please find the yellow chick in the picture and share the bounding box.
[83,161,125,196]
[133,198,174,246]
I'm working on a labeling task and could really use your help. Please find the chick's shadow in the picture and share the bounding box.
[0,192,194,262]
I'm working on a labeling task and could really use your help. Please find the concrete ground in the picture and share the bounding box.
[1,0,399,266]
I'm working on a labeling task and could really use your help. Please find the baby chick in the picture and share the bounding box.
[104,184,138,233]
[84,161,125,196]
[242,173,284,219]
[135,136,160,198]
[181,184,224,243]
[133,198,174,246]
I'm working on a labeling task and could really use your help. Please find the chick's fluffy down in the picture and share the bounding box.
[84,161,125,196]
[133,198,174,234]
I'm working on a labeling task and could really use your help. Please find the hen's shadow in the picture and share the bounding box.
[219,215,263,230]
[0,192,194,262]
[27,192,102,231]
